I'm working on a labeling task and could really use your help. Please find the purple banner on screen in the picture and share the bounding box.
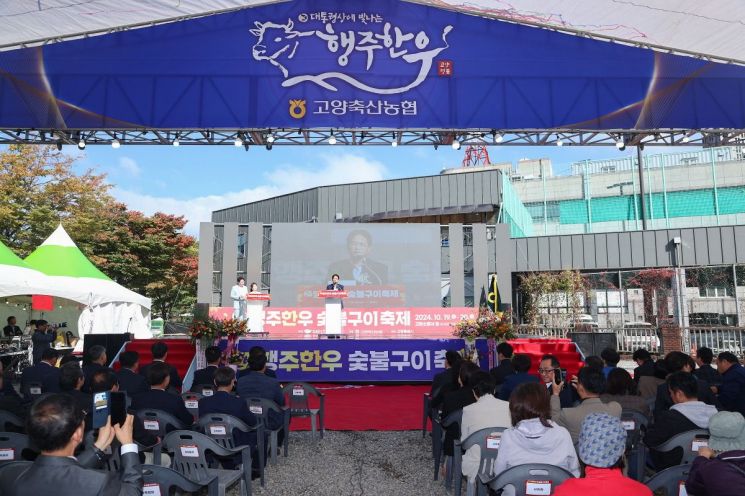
[232,338,489,382]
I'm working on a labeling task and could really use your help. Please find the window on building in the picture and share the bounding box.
[699,286,732,298]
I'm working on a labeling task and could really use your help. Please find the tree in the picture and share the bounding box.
[0,145,198,319]
[0,145,112,256]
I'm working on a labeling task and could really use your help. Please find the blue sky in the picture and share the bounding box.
[64,142,691,237]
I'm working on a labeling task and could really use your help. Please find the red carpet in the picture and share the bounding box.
[288,384,429,431]
[509,338,584,379]
[120,338,196,380]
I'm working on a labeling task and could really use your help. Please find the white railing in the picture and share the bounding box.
[516,326,569,339]
[516,326,662,354]
[688,327,745,356]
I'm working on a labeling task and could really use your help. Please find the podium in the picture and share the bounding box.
[246,293,271,333]
[318,290,348,337]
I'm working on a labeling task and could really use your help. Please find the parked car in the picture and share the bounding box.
[620,321,660,351]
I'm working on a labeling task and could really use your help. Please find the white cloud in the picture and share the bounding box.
[119,157,141,177]
[111,153,387,237]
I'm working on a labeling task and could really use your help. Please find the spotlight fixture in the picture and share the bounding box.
[266,130,275,143]
[682,135,690,144]
[266,143,273,151]
[77,139,86,150]
[495,133,504,144]
[328,135,337,145]
[391,140,398,147]
[615,137,624,150]
[112,139,121,149]
[434,143,439,150]
[234,137,242,147]
[555,134,563,147]
[451,139,461,150]
[172,138,180,147]
[56,141,63,151]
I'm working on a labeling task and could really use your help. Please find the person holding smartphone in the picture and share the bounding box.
[538,355,577,408]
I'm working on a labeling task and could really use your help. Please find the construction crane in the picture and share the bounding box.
[461,145,491,168]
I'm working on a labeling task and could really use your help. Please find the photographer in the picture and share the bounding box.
[31,320,56,365]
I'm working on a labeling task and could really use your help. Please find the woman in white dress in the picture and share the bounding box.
[230,277,248,319]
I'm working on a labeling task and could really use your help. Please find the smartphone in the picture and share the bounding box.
[92,391,110,429]
[91,391,127,429]
[553,368,564,385]
[110,392,127,427]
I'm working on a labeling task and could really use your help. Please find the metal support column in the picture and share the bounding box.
[733,264,740,326]
[637,146,648,230]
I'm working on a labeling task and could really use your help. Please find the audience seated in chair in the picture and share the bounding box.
[600,368,651,418]
[553,413,651,496]
[460,371,511,483]
[493,382,580,496]
[236,350,286,445]
[81,345,108,394]
[236,346,277,380]
[21,348,60,400]
[59,362,92,430]
[712,352,745,417]
[489,342,514,386]
[431,350,461,399]
[600,348,620,379]
[191,346,222,390]
[654,352,719,419]
[199,366,263,473]
[115,351,149,396]
[0,366,26,419]
[0,393,141,496]
[632,348,656,386]
[538,354,579,408]
[686,411,745,496]
[441,362,480,458]
[645,371,718,470]
[139,340,182,391]
[90,369,159,449]
[131,361,193,427]
[550,366,622,443]
[498,353,539,401]
[693,347,721,386]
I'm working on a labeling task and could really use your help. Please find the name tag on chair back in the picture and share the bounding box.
[525,480,552,495]
[250,405,264,415]
[143,483,162,496]
[292,385,305,397]
[209,424,227,436]
[143,420,160,431]
[180,445,200,458]
[691,438,708,451]
[0,448,15,461]
[485,433,502,450]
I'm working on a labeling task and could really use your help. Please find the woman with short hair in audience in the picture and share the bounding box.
[686,411,745,495]
[601,368,651,418]
[493,382,580,496]
[553,413,651,495]
[441,361,480,459]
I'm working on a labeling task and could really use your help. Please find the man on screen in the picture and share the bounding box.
[328,229,388,286]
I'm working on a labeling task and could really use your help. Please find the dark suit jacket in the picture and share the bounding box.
[633,359,657,384]
[31,330,56,364]
[489,359,514,386]
[192,365,219,388]
[441,388,476,456]
[325,283,345,291]
[237,368,277,380]
[199,391,258,446]
[328,258,389,285]
[21,362,60,399]
[542,381,579,408]
[0,451,142,496]
[65,389,92,430]
[130,388,193,427]
[116,368,149,396]
[1,372,21,399]
[139,360,182,390]
[718,363,745,416]
[694,364,722,386]
[2,325,21,337]
[236,372,284,429]
[82,363,108,394]
[0,392,27,421]
[431,368,454,397]
[654,380,720,419]
[498,372,539,401]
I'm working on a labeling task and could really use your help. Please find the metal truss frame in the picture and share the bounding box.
[1,128,744,148]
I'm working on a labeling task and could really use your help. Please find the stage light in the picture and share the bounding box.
[682,135,690,143]
[266,143,272,151]
[452,139,461,150]
[391,141,398,147]
[77,139,86,150]
[267,133,275,143]
[434,143,439,150]
[234,137,242,147]
[172,138,180,147]
[328,135,337,145]
[111,139,121,149]
[615,139,624,149]
[556,138,563,147]
[495,133,504,144]
[56,141,63,151]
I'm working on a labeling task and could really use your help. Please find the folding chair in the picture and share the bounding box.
[621,409,650,481]
[182,392,202,421]
[645,464,691,496]
[163,430,252,496]
[282,382,325,439]
[246,398,289,464]
[453,426,507,496]
[135,408,187,465]
[142,464,219,496]
[0,432,35,463]
[0,411,24,433]
[197,413,265,486]
[0,460,32,484]
[488,463,575,496]
[422,392,432,438]
[650,429,709,465]
[440,409,463,491]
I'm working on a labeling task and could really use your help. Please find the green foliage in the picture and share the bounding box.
[519,270,586,325]
[0,145,197,319]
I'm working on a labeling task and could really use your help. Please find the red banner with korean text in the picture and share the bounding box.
[207,307,476,339]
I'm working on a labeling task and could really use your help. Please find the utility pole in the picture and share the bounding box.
[637,145,648,230]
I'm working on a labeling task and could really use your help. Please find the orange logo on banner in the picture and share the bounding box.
[289,99,306,119]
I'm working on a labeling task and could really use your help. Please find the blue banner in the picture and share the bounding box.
[2,0,744,129]
[231,338,489,382]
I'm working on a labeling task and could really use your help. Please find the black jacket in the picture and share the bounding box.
[20,362,60,399]
[116,368,149,396]
[694,364,722,386]
[441,387,476,456]
[139,361,182,390]
[130,388,193,427]
[0,451,142,496]
[192,365,219,389]
[644,409,701,470]
[718,363,745,416]
[489,359,514,386]
[430,368,454,397]
[82,363,108,394]
[633,359,656,384]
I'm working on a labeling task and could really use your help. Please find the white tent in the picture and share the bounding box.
[0,239,52,298]
[23,225,152,339]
